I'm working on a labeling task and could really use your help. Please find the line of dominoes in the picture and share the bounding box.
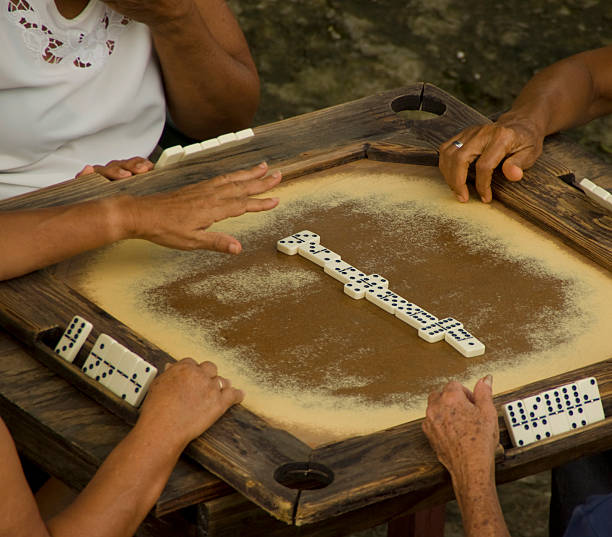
[155,128,254,169]
[276,231,485,357]
[54,315,157,407]
[503,377,606,448]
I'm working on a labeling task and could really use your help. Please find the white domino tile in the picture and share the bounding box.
[298,244,341,267]
[217,132,238,144]
[123,358,158,406]
[54,315,93,363]
[361,274,389,288]
[418,322,447,343]
[82,334,115,380]
[365,289,406,314]
[235,128,254,140]
[82,333,157,407]
[182,142,203,159]
[394,303,422,322]
[504,378,606,448]
[200,138,221,151]
[444,328,485,357]
[155,145,184,168]
[576,377,606,422]
[277,230,320,255]
[418,317,463,343]
[343,280,372,299]
[401,310,439,330]
[503,400,537,447]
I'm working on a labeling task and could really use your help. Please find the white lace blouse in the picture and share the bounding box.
[0,0,166,199]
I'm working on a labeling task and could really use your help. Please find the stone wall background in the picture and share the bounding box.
[231,0,612,160]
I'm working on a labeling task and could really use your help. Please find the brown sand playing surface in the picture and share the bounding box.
[71,161,612,446]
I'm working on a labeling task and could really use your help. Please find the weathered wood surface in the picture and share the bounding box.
[0,83,611,527]
[0,330,223,517]
[0,270,309,523]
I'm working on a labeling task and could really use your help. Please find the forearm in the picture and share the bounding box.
[0,197,135,281]
[451,468,510,537]
[501,46,612,137]
[150,2,259,139]
[46,419,185,537]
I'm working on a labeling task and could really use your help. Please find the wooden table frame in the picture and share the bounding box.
[0,84,611,532]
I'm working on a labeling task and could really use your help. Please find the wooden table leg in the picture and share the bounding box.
[387,504,445,537]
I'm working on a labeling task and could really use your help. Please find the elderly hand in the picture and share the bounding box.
[438,114,545,203]
[123,162,280,254]
[422,375,499,487]
[76,157,154,181]
[138,358,244,450]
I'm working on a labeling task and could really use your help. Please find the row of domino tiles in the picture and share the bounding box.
[503,377,605,448]
[277,231,485,357]
[54,315,158,407]
[578,178,612,212]
[155,128,255,169]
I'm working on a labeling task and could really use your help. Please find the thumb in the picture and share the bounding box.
[473,374,494,409]
[501,146,541,182]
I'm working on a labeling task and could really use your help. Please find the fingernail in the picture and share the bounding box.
[259,161,268,169]
[483,374,493,387]
[271,171,281,179]
[119,169,131,178]
[229,243,240,255]
[454,193,466,202]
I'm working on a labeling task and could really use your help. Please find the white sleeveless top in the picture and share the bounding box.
[0,0,166,199]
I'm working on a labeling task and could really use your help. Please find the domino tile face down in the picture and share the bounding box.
[200,138,221,151]
[298,243,341,267]
[277,231,321,255]
[235,128,255,140]
[444,328,485,357]
[217,132,238,144]
[418,317,463,343]
[54,315,93,363]
[155,145,185,169]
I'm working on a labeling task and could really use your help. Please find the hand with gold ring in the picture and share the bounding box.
[138,358,244,450]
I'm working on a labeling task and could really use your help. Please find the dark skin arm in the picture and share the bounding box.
[0,359,243,537]
[439,45,612,202]
[102,0,259,139]
[423,376,510,537]
[0,163,280,281]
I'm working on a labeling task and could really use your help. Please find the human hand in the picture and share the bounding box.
[124,162,280,253]
[438,115,544,203]
[422,375,499,488]
[76,157,154,181]
[138,358,244,450]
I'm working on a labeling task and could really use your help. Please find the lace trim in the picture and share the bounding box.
[6,0,130,68]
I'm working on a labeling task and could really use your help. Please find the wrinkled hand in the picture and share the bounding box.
[138,358,244,449]
[438,115,544,203]
[422,376,499,486]
[102,0,192,28]
[128,162,281,253]
[76,157,154,181]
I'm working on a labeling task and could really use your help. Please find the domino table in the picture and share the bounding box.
[0,84,611,536]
